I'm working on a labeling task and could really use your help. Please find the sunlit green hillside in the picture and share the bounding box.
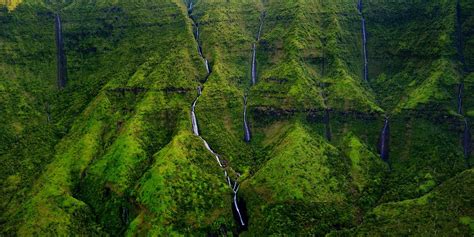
[1,0,473,235]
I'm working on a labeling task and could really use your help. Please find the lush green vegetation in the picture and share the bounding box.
[0,0,473,236]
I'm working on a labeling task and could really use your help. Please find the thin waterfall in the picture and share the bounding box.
[243,96,251,142]
[358,0,368,81]
[251,12,265,86]
[379,118,390,162]
[55,13,67,89]
[232,184,246,227]
[191,87,200,136]
[205,59,210,74]
[251,43,257,85]
[186,1,246,228]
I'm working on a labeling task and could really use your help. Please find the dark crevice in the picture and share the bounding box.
[378,118,390,167]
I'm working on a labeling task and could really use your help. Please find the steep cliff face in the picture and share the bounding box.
[0,0,473,236]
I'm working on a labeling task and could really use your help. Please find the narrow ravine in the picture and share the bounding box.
[186,1,247,229]
[358,0,368,82]
[379,118,390,163]
[55,13,67,89]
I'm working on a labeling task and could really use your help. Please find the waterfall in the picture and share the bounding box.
[55,14,67,89]
[191,95,200,135]
[243,96,251,142]
[205,59,210,74]
[232,184,246,227]
[464,119,471,167]
[188,1,193,12]
[251,12,265,86]
[186,1,246,228]
[358,0,368,81]
[251,43,257,85]
[379,118,390,162]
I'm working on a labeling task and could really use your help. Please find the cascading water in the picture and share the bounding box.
[243,96,251,142]
[251,12,265,86]
[186,1,246,229]
[358,0,368,81]
[55,13,67,89]
[378,118,390,162]
[251,43,257,85]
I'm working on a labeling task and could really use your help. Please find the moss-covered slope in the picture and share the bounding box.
[0,0,473,236]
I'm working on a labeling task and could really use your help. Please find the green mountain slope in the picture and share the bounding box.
[0,0,473,236]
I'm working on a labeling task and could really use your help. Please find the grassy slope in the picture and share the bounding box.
[0,0,473,236]
[241,122,388,235]
[2,0,235,235]
[347,168,474,236]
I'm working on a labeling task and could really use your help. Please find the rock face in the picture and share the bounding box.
[0,1,473,236]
